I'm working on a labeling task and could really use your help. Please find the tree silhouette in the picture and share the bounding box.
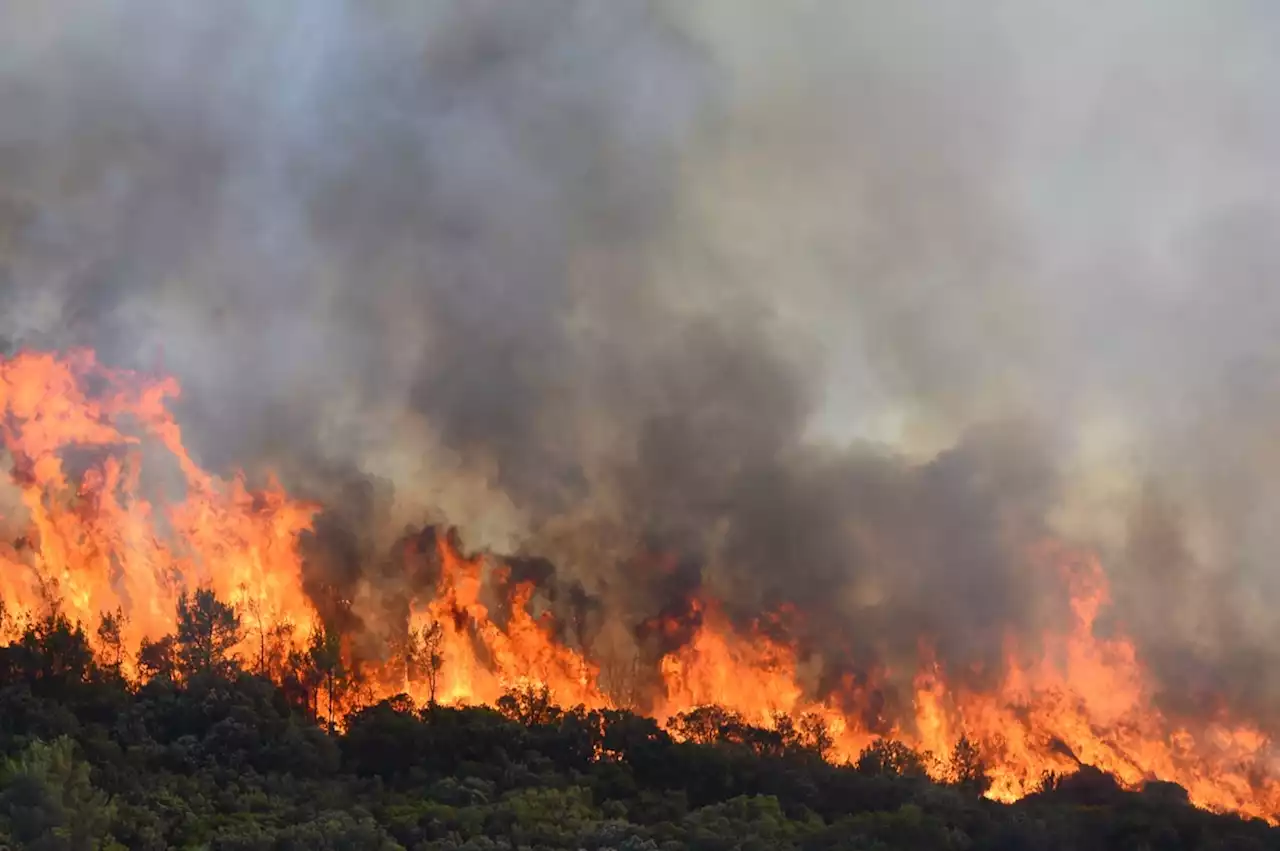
[669,705,746,746]
[421,620,444,707]
[308,625,348,732]
[13,615,96,699]
[498,683,561,727]
[948,735,992,796]
[856,738,930,779]
[94,608,126,675]
[136,635,177,682]
[175,588,242,678]
[799,712,835,760]
[241,591,271,675]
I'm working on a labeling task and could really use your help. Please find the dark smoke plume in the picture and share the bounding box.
[2,1,1280,726]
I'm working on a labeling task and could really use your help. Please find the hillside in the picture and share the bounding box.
[0,596,1274,851]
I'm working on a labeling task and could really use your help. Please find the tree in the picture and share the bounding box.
[497,683,561,727]
[94,608,126,675]
[413,620,445,707]
[136,635,177,682]
[947,735,992,797]
[0,736,115,851]
[11,615,96,699]
[856,738,930,779]
[668,705,746,746]
[241,591,270,676]
[174,588,242,678]
[799,712,835,761]
[307,624,348,732]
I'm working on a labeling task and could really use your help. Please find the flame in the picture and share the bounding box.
[0,350,317,673]
[1,349,1278,819]
[396,536,607,708]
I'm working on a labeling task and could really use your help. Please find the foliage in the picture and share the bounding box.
[307,624,350,732]
[0,736,116,851]
[175,588,243,678]
[0,589,1271,850]
[948,735,993,797]
[856,738,932,780]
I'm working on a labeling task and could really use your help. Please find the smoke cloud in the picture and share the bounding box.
[2,1,1279,725]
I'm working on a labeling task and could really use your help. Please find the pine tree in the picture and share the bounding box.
[175,588,242,678]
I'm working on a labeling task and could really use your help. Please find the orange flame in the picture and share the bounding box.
[1,349,1278,819]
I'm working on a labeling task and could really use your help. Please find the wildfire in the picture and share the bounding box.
[1,349,1278,820]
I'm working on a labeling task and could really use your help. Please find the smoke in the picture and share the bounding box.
[2,1,1280,725]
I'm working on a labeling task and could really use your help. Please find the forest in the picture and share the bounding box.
[0,589,1273,850]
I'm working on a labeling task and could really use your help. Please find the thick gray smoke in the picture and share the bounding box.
[2,1,1279,726]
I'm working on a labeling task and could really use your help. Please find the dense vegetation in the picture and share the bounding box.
[0,591,1275,850]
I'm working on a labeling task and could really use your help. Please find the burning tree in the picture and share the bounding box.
[420,620,445,707]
